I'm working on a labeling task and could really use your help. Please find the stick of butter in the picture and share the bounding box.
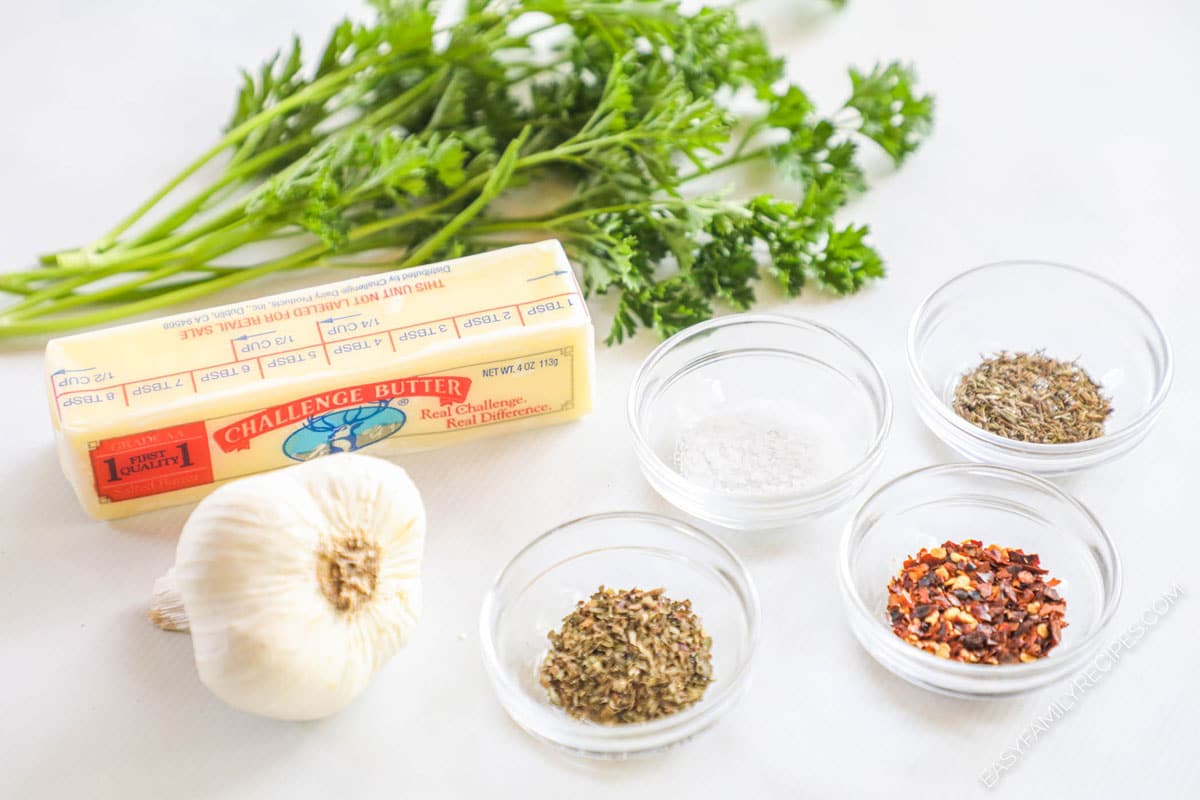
[45,240,594,519]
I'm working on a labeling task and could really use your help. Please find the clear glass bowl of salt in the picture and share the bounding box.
[628,314,892,530]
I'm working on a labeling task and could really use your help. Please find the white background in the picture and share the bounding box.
[2,1,1197,797]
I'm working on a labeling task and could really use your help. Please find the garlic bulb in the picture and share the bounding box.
[150,453,425,720]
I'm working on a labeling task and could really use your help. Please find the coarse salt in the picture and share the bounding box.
[672,401,843,495]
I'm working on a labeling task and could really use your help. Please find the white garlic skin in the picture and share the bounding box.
[174,453,424,721]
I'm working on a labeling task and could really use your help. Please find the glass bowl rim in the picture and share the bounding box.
[906,259,1174,457]
[627,313,894,506]
[838,462,1123,682]
[478,510,762,748]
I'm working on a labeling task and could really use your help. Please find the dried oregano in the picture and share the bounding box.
[952,351,1112,443]
[539,586,713,724]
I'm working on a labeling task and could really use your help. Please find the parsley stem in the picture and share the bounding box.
[678,147,769,182]
[0,257,307,337]
[468,202,666,234]
[86,54,393,254]
[97,67,447,259]
[117,135,317,251]
[5,220,281,317]
[55,208,250,271]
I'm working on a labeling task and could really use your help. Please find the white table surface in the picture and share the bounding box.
[2,1,1197,797]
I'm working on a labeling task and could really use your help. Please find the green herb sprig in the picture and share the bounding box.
[2,0,933,342]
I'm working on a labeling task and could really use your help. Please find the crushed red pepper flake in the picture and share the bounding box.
[886,539,1067,665]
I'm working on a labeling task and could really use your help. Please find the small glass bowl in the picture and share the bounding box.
[628,314,892,529]
[907,260,1173,475]
[479,512,759,758]
[839,463,1121,698]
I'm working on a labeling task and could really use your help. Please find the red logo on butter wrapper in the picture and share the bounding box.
[211,375,471,453]
[91,421,214,502]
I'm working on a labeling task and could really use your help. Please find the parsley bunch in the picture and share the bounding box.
[1,0,932,342]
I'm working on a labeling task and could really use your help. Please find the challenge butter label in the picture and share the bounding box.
[212,375,473,453]
[46,241,593,518]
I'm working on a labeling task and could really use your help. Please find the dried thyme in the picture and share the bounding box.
[952,351,1112,443]
[539,586,713,724]
[887,539,1067,664]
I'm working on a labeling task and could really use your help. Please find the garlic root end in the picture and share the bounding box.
[148,568,190,633]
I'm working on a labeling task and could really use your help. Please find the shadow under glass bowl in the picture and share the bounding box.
[839,463,1121,699]
[628,314,892,529]
[907,260,1172,475]
[479,512,760,758]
